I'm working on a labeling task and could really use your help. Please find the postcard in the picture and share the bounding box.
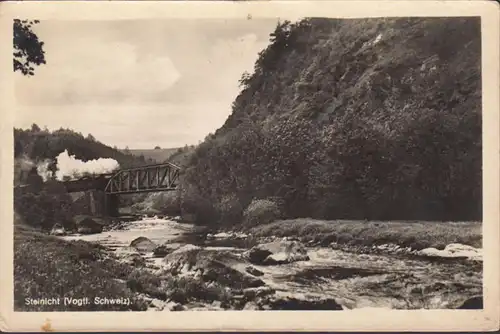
[0,0,498,331]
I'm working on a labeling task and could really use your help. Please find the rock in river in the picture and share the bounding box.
[243,286,275,299]
[115,247,146,266]
[152,243,183,257]
[50,223,66,236]
[75,216,103,235]
[245,266,264,277]
[163,247,265,289]
[245,240,310,265]
[419,243,482,261]
[152,245,170,258]
[130,237,157,252]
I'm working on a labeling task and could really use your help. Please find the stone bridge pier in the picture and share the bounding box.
[84,191,119,217]
[104,194,119,217]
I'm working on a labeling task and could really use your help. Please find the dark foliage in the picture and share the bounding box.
[13,19,46,76]
[14,174,75,231]
[14,126,148,170]
[13,126,150,229]
[183,17,482,225]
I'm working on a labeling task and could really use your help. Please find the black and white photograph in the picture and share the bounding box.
[2,0,499,331]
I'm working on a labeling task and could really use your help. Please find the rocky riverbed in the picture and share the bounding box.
[60,217,483,311]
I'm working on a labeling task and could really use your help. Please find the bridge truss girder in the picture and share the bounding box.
[104,162,180,195]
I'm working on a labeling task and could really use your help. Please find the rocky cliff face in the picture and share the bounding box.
[183,17,481,225]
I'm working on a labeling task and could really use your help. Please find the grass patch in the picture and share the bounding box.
[250,219,482,250]
[14,225,148,311]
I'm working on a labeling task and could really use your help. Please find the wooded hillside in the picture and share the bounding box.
[181,17,482,225]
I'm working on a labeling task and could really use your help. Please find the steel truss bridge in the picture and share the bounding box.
[105,162,180,194]
[63,162,180,195]
[61,162,181,216]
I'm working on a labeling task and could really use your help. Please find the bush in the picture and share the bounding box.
[152,191,181,216]
[14,188,74,232]
[180,186,217,225]
[215,194,244,226]
[242,199,282,228]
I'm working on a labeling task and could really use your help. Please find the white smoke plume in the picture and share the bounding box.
[15,155,52,184]
[17,155,35,172]
[36,160,52,182]
[15,155,36,185]
[53,150,120,181]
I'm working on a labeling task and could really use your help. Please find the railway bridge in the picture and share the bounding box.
[62,162,180,217]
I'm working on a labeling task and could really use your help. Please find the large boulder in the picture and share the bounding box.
[419,243,482,261]
[245,266,264,277]
[130,237,157,252]
[243,286,275,300]
[152,243,182,257]
[75,216,103,235]
[115,247,146,266]
[163,247,265,289]
[245,241,310,265]
[50,223,66,236]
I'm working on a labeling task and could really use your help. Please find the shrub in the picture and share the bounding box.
[215,194,244,226]
[152,191,181,216]
[180,186,217,225]
[14,188,74,232]
[242,199,282,228]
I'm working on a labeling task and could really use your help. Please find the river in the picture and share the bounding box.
[61,217,483,310]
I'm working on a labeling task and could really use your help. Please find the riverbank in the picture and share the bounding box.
[14,217,483,312]
[14,224,148,311]
[248,218,482,251]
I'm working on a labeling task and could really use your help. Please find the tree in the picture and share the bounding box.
[13,19,46,76]
[154,146,161,150]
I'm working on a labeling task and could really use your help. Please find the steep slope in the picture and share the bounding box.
[182,17,481,225]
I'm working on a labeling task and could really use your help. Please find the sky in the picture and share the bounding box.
[14,18,280,149]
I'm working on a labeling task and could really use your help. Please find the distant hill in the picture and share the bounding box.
[124,146,197,166]
[124,148,180,164]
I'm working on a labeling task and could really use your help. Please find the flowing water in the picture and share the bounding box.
[61,217,482,310]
